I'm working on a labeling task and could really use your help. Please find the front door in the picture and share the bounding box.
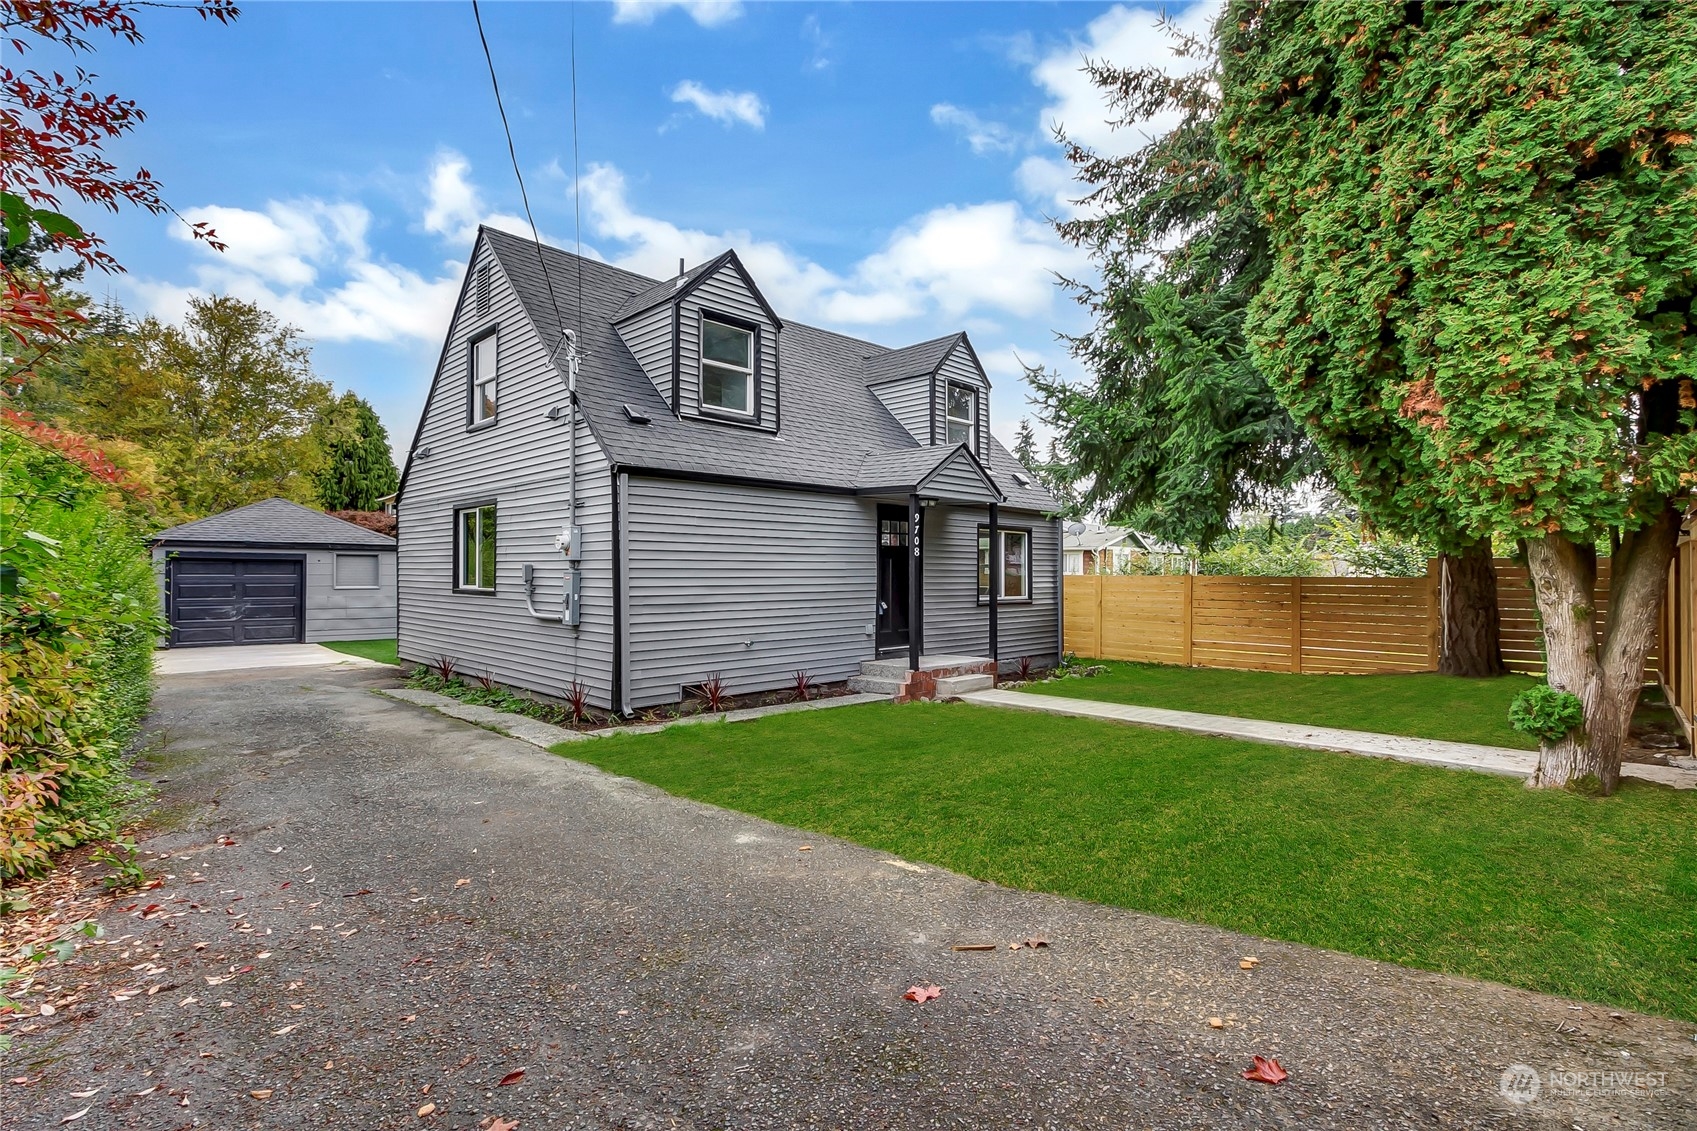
[875,504,910,654]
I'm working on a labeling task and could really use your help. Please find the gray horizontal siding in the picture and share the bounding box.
[921,506,1059,668]
[922,450,999,504]
[871,376,932,445]
[398,235,618,708]
[614,303,673,409]
[625,478,876,707]
[935,344,990,463]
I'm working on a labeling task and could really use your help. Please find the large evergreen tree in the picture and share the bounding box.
[312,392,399,512]
[1030,23,1317,552]
[1038,17,1505,673]
[1219,0,1695,792]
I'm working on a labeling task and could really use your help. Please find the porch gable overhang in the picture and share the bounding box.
[855,443,1003,504]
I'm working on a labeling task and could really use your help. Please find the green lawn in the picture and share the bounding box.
[1028,662,1540,749]
[560,703,1697,1021]
[320,638,399,665]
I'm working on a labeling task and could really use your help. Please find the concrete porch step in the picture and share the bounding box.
[860,655,996,682]
[934,673,994,698]
[847,675,906,697]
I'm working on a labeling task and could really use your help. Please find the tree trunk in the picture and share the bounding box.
[1525,508,1680,795]
[1438,539,1506,677]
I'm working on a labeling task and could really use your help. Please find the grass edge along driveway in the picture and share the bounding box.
[1025,662,1541,750]
[320,638,399,665]
[557,701,1696,1023]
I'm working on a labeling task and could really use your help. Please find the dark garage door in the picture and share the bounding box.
[169,557,303,646]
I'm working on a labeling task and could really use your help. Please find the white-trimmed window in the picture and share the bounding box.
[946,382,978,447]
[333,553,380,590]
[977,528,1030,602]
[471,331,498,425]
[457,504,497,592]
[700,316,754,415]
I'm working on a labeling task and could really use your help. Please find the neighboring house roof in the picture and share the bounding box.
[151,498,397,549]
[1064,525,1181,555]
[476,227,1057,513]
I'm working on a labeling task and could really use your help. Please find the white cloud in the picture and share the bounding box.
[1031,1,1219,158]
[578,162,1084,329]
[421,151,533,245]
[669,81,766,130]
[612,0,742,28]
[929,103,1018,155]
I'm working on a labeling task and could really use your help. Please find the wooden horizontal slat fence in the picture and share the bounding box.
[1065,557,1662,678]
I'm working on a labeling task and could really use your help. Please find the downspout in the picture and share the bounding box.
[987,501,999,667]
[1054,515,1064,662]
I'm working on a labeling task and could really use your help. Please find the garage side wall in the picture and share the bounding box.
[305,551,397,642]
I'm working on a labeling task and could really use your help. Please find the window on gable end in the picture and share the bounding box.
[470,330,498,425]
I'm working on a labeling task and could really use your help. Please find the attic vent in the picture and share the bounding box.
[475,266,492,315]
[1012,471,1033,488]
[623,404,652,425]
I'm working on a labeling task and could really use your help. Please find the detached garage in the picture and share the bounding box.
[151,498,397,647]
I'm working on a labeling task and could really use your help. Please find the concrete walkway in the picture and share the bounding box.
[153,642,389,676]
[960,687,1697,790]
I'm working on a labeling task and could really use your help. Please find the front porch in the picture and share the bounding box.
[849,654,996,702]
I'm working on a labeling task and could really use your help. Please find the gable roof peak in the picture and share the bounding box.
[611,247,783,328]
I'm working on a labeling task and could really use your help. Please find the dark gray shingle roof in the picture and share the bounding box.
[862,333,962,385]
[152,498,397,548]
[479,227,1058,513]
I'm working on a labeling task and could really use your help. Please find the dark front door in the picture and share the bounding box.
[876,505,910,654]
[169,557,304,646]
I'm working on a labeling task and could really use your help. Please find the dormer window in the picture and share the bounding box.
[700,315,754,416]
[470,329,498,425]
[946,382,978,447]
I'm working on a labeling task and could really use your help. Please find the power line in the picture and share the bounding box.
[571,2,583,335]
[471,0,568,342]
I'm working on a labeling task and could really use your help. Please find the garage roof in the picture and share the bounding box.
[151,498,396,550]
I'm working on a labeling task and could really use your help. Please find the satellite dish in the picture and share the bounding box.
[1067,522,1087,538]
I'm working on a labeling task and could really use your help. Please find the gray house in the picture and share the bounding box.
[151,498,397,647]
[396,226,1060,711]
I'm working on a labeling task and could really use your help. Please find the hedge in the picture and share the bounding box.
[1,430,161,878]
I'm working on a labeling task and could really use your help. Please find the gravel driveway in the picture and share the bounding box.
[4,665,1693,1129]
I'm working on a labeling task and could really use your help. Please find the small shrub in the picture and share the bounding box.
[430,655,458,682]
[791,670,814,703]
[1509,685,1586,743]
[698,673,729,713]
[92,836,146,891]
[1016,656,1034,681]
[473,671,498,693]
[564,680,590,724]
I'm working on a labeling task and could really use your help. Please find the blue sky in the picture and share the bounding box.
[65,0,1214,457]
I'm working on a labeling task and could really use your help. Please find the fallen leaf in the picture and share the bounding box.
[421,1084,431,1095]
[489,1120,519,1131]
[324,1061,334,1070]
[1240,956,1260,970]
[797,846,812,852]
[179,996,198,1007]
[1242,1055,1288,1085]
[903,984,942,1003]
[452,1054,476,1070]
[1208,1017,1225,1029]
[950,943,997,952]
[498,1069,526,1086]
[272,1024,298,1035]
[402,1014,418,1023]
[1022,936,1050,949]
[250,1089,274,1100]
[69,1088,101,1098]
[418,1101,436,1117]
[267,846,284,854]
[344,889,372,898]
[60,1107,89,1124]
[134,1085,159,1096]
[39,1003,56,1016]
[454,879,470,888]
[257,951,272,959]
